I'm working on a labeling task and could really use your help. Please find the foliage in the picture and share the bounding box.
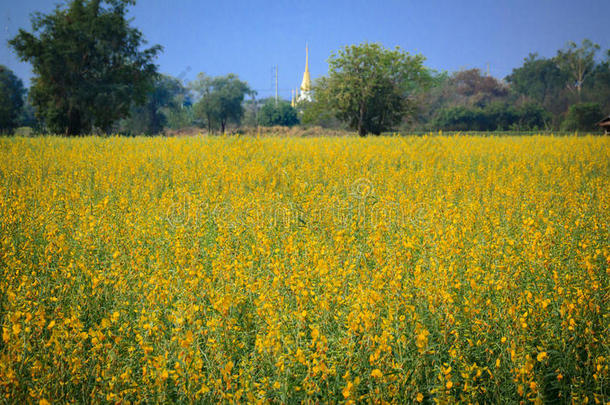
[119,75,186,135]
[583,50,610,113]
[192,73,253,133]
[449,69,509,107]
[505,53,568,107]
[320,42,431,135]
[555,39,600,100]
[18,93,40,131]
[560,102,604,132]
[1,135,608,403]
[432,101,548,131]
[241,98,260,128]
[0,66,25,133]
[299,77,344,129]
[514,102,550,130]
[165,105,195,130]
[9,0,161,135]
[412,69,513,131]
[257,99,299,127]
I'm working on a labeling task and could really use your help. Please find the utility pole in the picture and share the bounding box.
[275,65,279,105]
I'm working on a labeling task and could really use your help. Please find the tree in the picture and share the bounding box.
[120,75,185,134]
[300,77,344,129]
[410,69,512,131]
[560,103,604,132]
[9,0,161,135]
[321,42,431,136]
[258,99,299,127]
[506,53,568,107]
[514,102,549,130]
[556,39,600,101]
[583,50,610,113]
[241,98,261,128]
[19,91,40,130]
[433,106,483,131]
[449,69,509,107]
[165,104,195,131]
[432,101,548,132]
[0,66,25,133]
[192,73,252,133]
[407,71,450,131]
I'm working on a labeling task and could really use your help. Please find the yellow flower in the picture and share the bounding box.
[311,327,319,340]
[342,381,353,398]
[0,134,606,402]
[415,329,429,353]
[537,352,548,362]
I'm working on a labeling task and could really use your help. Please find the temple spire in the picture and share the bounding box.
[298,43,312,102]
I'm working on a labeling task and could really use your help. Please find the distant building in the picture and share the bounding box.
[598,116,610,134]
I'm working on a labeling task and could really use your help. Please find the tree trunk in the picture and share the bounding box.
[358,103,366,136]
[66,107,81,136]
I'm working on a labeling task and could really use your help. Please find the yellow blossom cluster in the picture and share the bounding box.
[0,134,608,403]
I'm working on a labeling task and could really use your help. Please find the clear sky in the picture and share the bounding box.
[2,0,609,100]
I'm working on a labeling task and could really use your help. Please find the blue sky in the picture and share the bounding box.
[2,0,609,99]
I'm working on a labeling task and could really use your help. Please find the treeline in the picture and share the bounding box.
[1,0,608,135]
[409,40,609,132]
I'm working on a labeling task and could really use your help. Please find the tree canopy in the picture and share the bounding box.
[258,100,299,127]
[556,39,600,101]
[9,0,161,135]
[120,75,186,135]
[318,42,431,136]
[0,66,25,134]
[192,73,253,133]
[505,53,567,107]
[560,103,604,132]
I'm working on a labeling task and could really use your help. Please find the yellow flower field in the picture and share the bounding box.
[0,135,608,403]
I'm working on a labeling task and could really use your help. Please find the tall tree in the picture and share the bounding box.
[0,66,25,133]
[555,39,600,101]
[506,53,567,107]
[191,73,216,132]
[192,74,252,133]
[300,77,344,129]
[9,0,161,135]
[411,69,512,131]
[449,69,508,107]
[120,75,185,134]
[320,42,431,136]
[583,50,610,113]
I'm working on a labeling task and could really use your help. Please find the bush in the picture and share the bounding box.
[258,100,299,127]
[560,103,604,132]
[433,102,550,131]
[0,66,25,134]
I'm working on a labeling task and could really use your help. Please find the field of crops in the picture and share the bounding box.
[1,135,608,403]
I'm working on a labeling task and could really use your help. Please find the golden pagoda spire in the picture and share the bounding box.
[300,43,311,93]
